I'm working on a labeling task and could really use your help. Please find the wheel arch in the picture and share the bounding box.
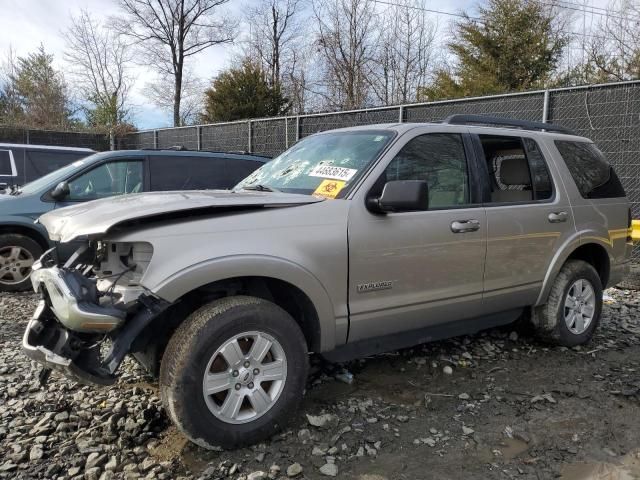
[536,237,611,306]
[0,223,50,251]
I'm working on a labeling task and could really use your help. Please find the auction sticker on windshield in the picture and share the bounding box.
[308,164,357,181]
[313,179,346,199]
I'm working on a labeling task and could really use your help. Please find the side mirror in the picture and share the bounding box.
[51,181,70,200]
[373,180,429,213]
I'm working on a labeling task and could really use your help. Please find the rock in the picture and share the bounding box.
[247,471,267,480]
[443,366,453,375]
[298,428,312,441]
[458,393,470,400]
[319,463,339,476]
[287,462,303,477]
[104,457,118,472]
[462,426,475,435]
[86,452,107,469]
[255,452,266,462]
[307,413,337,428]
[312,446,327,456]
[509,331,519,341]
[29,445,43,462]
[269,464,281,476]
[397,415,409,423]
[85,467,101,480]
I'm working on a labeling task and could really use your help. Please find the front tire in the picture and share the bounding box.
[159,296,308,449]
[532,260,602,346]
[0,234,43,292]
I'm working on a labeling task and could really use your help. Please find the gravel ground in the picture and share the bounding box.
[2,290,640,480]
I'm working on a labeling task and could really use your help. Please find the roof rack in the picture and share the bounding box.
[138,146,271,159]
[442,114,575,135]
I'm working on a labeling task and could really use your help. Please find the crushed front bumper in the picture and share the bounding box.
[22,300,117,385]
[24,266,172,386]
[31,265,125,333]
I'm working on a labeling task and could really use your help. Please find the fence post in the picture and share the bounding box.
[542,89,550,123]
[153,130,158,149]
[295,116,300,142]
[197,125,202,151]
[247,120,253,153]
[25,129,30,145]
[109,131,115,150]
[398,105,404,123]
[285,117,289,148]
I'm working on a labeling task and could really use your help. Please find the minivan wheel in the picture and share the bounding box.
[532,260,602,346]
[159,296,308,449]
[0,234,43,292]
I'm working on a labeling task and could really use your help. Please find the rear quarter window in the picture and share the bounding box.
[149,155,262,191]
[554,140,625,199]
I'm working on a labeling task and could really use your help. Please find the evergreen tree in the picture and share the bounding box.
[8,46,75,129]
[422,0,567,100]
[202,61,290,122]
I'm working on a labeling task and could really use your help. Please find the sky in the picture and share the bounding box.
[0,0,612,129]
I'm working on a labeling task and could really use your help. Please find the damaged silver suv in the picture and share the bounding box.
[23,115,632,449]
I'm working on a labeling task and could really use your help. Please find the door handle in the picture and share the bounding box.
[451,219,480,233]
[548,211,568,223]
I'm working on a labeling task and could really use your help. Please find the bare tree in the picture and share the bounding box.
[0,46,22,125]
[114,0,235,126]
[246,0,302,88]
[65,9,133,138]
[370,0,437,104]
[588,0,640,81]
[312,0,379,109]
[143,68,205,125]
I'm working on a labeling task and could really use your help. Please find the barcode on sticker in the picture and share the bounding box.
[308,164,357,181]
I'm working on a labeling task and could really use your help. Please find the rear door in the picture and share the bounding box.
[472,131,576,312]
[347,128,488,341]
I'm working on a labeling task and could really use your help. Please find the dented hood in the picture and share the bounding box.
[39,190,323,242]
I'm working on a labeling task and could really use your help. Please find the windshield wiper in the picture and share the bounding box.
[241,184,279,192]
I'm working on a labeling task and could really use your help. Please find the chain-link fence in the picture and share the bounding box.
[121,80,640,232]
[0,126,111,151]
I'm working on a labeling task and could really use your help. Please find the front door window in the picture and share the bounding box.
[67,161,143,201]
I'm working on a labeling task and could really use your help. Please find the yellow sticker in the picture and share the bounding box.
[313,179,346,199]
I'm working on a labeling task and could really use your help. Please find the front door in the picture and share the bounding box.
[347,130,487,342]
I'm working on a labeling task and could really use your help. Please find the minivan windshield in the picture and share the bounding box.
[17,157,95,195]
[234,131,394,197]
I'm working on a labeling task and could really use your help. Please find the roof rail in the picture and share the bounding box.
[442,114,575,135]
[137,146,272,159]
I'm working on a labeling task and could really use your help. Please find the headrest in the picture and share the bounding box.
[496,155,530,185]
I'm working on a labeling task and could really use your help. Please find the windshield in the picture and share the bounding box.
[234,130,394,197]
[18,157,95,195]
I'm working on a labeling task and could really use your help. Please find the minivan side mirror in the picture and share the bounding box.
[51,181,70,200]
[372,180,429,213]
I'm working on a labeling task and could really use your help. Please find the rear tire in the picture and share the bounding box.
[0,234,43,292]
[532,260,602,346]
[159,295,308,449]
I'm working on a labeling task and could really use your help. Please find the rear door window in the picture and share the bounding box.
[554,141,625,199]
[25,150,90,182]
[0,150,16,177]
[478,135,553,204]
[149,155,262,191]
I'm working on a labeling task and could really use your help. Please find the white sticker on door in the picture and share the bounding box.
[308,164,358,181]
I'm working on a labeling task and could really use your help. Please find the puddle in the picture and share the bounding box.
[561,450,640,480]
[500,438,529,460]
[477,437,530,462]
